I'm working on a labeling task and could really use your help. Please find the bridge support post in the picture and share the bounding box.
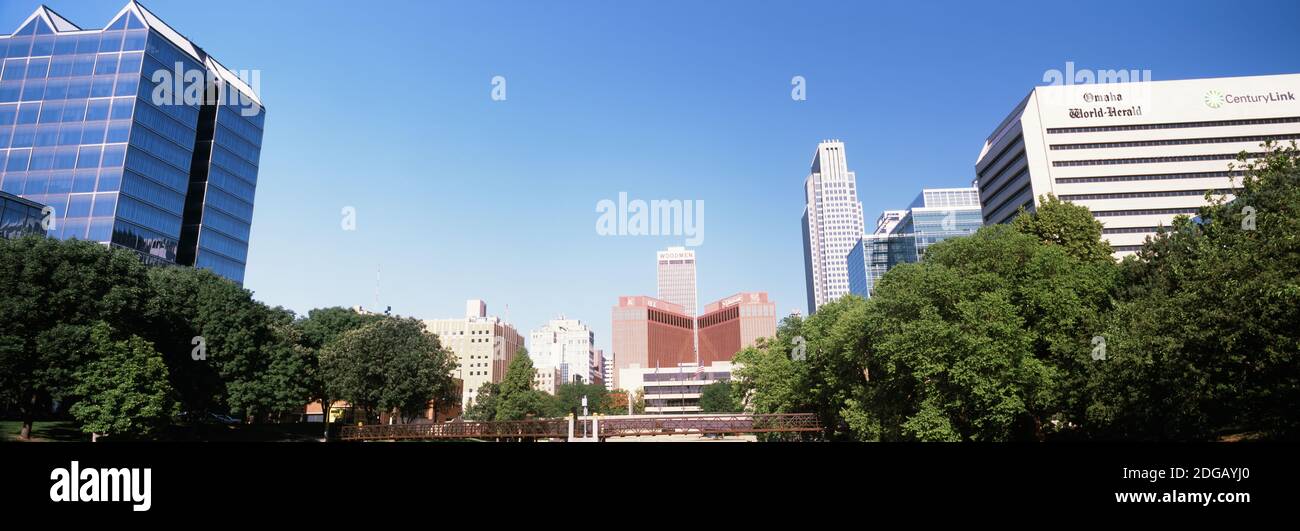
[567,415,599,442]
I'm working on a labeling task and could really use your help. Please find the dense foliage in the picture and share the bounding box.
[0,237,460,439]
[737,143,1299,441]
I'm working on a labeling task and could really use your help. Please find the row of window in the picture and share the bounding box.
[1046,116,1300,134]
[197,226,248,263]
[1091,207,1200,218]
[211,143,258,185]
[1,29,148,59]
[0,143,127,173]
[0,96,135,126]
[116,193,181,238]
[54,215,114,242]
[204,184,253,221]
[978,153,1028,204]
[124,141,189,193]
[0,73,141,105]
[1,51,145,82]
[195,252,244,284]
[132,98,198,150]
[0,119,132,149]
[121,169,184,215]
[216,102,265,142]
[1053,152,1262,167]
[0,167,118,199]
[213,122,261,167]
[1101,226,1160,235]
[129,122,192,173]
[1055,170,1246,184]
[199,197,251,242]
[1050,133,1300,151]
[1059,189,1233,201]
[111,219,178,261]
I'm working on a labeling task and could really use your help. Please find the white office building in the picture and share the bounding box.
[801,140,866,313]
[976,73,1300,256]
[529,317,597,385]
[656,246,698,316]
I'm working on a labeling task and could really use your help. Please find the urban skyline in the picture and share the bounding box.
[4,3,1299,520]
[2,0,1299,362]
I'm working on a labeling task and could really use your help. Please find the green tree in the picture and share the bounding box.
[698,380,739,413]
[293,307,383,437]
[464,382,500,421]
[731,315,817,440]
[320,317,456,424]
[0,237,152,440]
[69,323,179,441]
[852,225,1116,441]
[142,266,294,422]
[1089,142,1300,440]
[1012,193,1114,263]
[552,382,610,416]
[495,350,550,421]
[732,314,811,416]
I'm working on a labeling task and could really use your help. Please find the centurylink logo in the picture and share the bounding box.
[1205,90,1225,109]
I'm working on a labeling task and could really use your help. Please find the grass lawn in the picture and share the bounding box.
[0,420,84,442]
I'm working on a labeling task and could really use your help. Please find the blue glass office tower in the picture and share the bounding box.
[847,188,983,298]
[0,2,264,283]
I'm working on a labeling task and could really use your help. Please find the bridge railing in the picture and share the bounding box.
[337,413,821,441]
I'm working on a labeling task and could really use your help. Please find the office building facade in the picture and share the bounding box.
[975,73,1300,256]
[610,295,694,389]
[423,300,524,409]
[656,246,697,316]
[696,292,777,365]
[847,187,983,298]
[617,361,734,414]
[529,317,597,385]
[801,140,865,313]
[532,366,561,395]
[599,349,613,390]
[0,3,264,283]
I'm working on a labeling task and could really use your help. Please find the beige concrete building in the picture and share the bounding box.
[423,300,524,411]
[533,366,561,395]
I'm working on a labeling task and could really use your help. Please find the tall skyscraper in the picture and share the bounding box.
[656,246,697,316]
[801,140,865,313]
[0,3,265,283]
[529,317,597,385]
[976,73,1300,257]
[847,187,983,298]
[423,300,524,409]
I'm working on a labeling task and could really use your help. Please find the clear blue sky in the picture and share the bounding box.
[4,0,1299,354]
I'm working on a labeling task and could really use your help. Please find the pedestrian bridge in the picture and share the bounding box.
[337,413,821,441]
